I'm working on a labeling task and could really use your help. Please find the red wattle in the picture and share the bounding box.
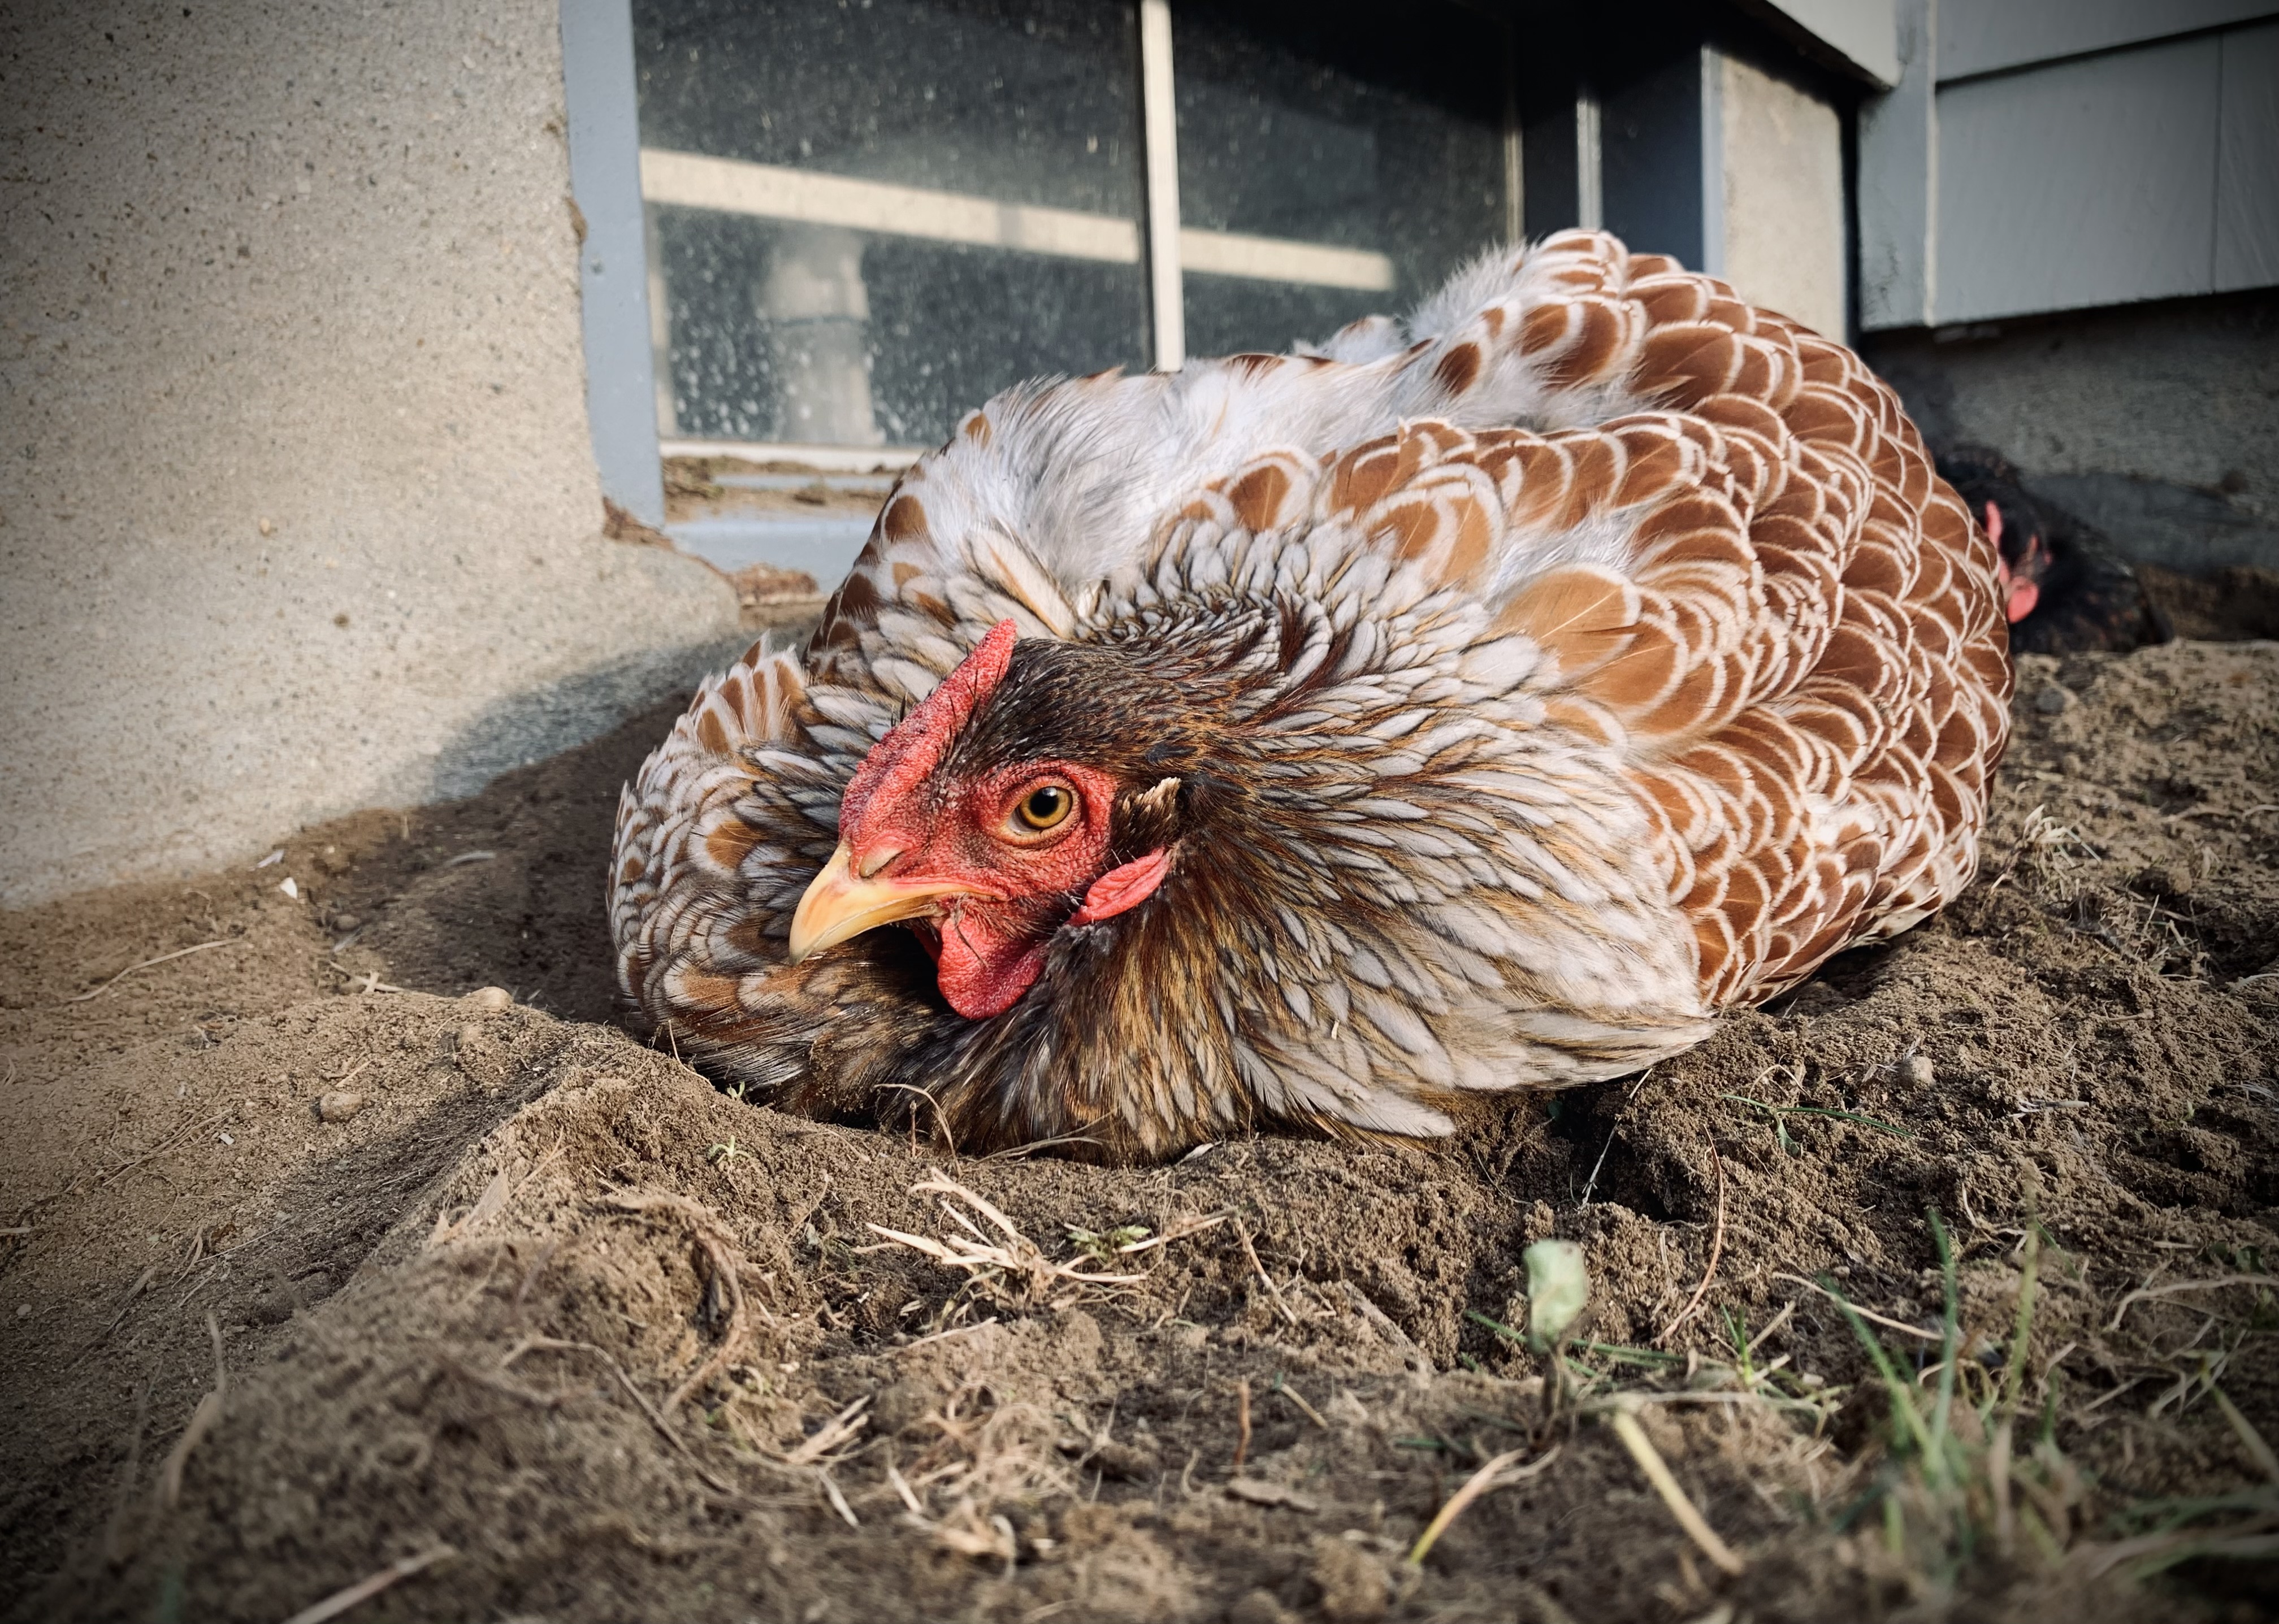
[1069,848,1173,926]
[934,915,1045,1019]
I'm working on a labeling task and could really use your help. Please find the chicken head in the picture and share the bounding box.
[789,619,1176,1019]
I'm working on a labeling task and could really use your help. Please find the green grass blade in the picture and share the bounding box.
[1825,1275,1938,1461]
[1929,1208,1961,1488]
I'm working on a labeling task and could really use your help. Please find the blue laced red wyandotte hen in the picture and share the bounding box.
[609,230,2013,1163]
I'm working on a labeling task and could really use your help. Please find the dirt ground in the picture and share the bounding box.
[3,631,2275,1624]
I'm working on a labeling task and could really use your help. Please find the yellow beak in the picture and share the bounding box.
[787,842,983,962]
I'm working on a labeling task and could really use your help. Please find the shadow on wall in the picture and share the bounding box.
[1862,287,2279,576]
[2021,472,2276,575]
[421,631,753,806]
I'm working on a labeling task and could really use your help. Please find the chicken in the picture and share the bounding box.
[609,230,2012,1163]
[1934,444,2168,654]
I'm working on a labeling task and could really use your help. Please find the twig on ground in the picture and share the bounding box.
[1580,1066,1658,1208]
[2107,1273,2275,1331]
[157,1315,228,1508]
[1234,1221,1301,1327]
[1340,1280,1431,1374]
[902,1317,1000,1349]
[1656,1142,1726,1347]
[878,1083,960,1158]
[1770,1273,1942,1341]
[1744,1301,1795,1356]
[278,1545,457,1624]
[1232,1378,1251,1470]
[1406,1445,1562,1565]
[80,1262,161,1356]
[1271,1376,1328,1429]
[1606,1405,1745,1575]
[610,1364,743,1497]
[93,1110,231,1196]
[65,939,242,1004]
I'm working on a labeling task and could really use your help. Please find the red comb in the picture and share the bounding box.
[839,620,1019,840]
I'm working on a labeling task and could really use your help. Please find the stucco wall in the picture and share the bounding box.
[0,0,739,907]
[1863,289,2279,571]
[1718,50,1848,339]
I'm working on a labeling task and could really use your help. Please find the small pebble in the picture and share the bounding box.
[330,913,361,933]
[467,985,513,1013]
[14,1304,28,1319]
[317,1091,367,1123]
[2033,684,2076,715]
[1900,1053,1935,1088]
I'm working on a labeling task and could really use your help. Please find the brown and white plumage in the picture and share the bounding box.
[609,230,2011,1162]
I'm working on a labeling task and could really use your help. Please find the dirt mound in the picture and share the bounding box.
[3,640,2275,1623]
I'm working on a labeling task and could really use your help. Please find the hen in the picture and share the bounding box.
[610,230,2012,1163]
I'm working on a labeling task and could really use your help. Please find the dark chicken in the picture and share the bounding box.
[610,231,2014,1163]
[1935,444,2168,655]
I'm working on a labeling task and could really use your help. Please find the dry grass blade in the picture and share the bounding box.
[782,1395,870,1468]
[2106,1273,2274,1331]
[156,1391,221,1510]
[64,938,241,1003]
[1113,1208,1233,1254]
[1235,1220,1302,1326]
[1656,1141,1726,1347]
[2211,1384,2279,1484]
[1606,1406,1745,1575]
[601,1188,768,1410]
[892,1380,1072,1560]
[157,1314,228,1509]
[865,1171,1146,1308]
[2070,1519,2279,1582]
[1406,1445,1562,1565]
[277,1545,457,1624]
[1770,1273,1942,1341]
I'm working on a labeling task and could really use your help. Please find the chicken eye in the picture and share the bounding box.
[1013,783,1074,832]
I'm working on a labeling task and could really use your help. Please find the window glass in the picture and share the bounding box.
[1172,0,1510,357]
[635,0,1148,446]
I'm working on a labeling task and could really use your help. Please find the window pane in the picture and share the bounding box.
[1173,0,1510,357]
[635,0,1148,446]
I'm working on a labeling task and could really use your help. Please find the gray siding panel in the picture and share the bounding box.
[1858,0,1935,328]
[1939,0,2278,82]
[1935,37,2220,322]
[2217,23,2279,291]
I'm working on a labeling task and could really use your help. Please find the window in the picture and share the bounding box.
[632,0,1517,454]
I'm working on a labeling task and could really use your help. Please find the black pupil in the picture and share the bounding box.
[1026,788,1065,823]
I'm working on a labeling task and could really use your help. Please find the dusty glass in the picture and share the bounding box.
[635,0,1149,446]
[1172,0,1510,358]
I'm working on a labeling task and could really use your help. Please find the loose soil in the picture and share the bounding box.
[3,638,2274,1624]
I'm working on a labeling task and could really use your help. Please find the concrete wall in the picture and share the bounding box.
[1716,50,1847,338]
[1862,289,2279,571]
[0,0,740,907]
